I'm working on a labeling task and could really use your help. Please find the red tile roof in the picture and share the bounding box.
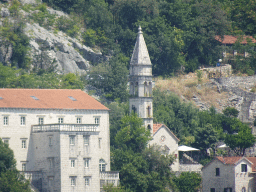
[246,157,256,172]
[153,123,163,134]
[0,89,108,110]
[216,156,243,165]
[215,35,256,44]
[216,156,256,172]
[153,123,180,141]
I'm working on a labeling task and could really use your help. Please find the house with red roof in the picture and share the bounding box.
[149,124,180,171]
[202,156,256,192]
[0,89,119,192]
[215,35,256,60]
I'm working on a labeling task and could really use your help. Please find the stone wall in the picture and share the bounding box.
[200,64,232,78]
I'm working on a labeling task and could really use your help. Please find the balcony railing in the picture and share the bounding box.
[100,171,119,180]
[20,171,42,181]
[32,124,99,133]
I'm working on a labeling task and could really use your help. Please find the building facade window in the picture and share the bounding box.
[22,163,26,171]
[48,158,54,169]
[71,159,75,168]
[99,159,106,172]
[20,116,26,125]
[3,138,9,145]
[70,177,76,186]
[210,188,215,192]
[21,140,26,148]
[3,116,8,125]
[216,168,220,176]
[77,117,81,124]
[99,138,102,148]
[84,135,89,145]
[38,117,44,125]
[95,117,100,124]
[242,187,246,192]
[69,136,75,145]
[85,177,90,186]
[84,158,90,168]
[49,136,53,146]
[58,117,63,124]
[224,188,232,192]
[241,164,247,172]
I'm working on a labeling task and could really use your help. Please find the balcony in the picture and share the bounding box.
[100,171,119,180]
[32,124,99,133]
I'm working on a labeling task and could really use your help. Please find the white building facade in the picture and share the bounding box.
[0,89,119,192]
[202,156,256,192]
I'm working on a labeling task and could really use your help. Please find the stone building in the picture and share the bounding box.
[202,156,256,192]
[129,27,181,170]
[0,89,119,192]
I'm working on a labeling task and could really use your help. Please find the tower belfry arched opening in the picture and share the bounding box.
[129,26,153,136]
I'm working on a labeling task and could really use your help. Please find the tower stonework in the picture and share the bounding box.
[129,26,153,135]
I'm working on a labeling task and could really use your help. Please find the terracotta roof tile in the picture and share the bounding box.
[246,157,256,172]
[215,35,256,44]
[0,89,108,110]
[153,123,163,134]
[216,156,243,164]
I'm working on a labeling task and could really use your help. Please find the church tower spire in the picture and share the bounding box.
[129,26,153,135]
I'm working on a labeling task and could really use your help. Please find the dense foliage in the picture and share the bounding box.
[110,113,175,191]
[0,139,31,192]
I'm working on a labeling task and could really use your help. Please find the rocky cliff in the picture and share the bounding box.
[0,1,105,74]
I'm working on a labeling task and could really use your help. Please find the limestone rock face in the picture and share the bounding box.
[0,8,10,17]
[24,23,104,74]
[19,0,42,5]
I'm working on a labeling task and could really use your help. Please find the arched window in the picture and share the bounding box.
[130,82,134,95]
[144,82,148,96]
[147,125,151,130]
[132,105,137,114]
[242,187,246,192]
[135,82,138,96]
[99,159,106,172]
[147,105,151,117]
[149,82,152,96]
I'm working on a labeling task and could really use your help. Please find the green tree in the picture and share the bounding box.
[0,139,31,192]
[193,124,219,155]
[173,172,202,192]
[225,124,255,156]
[223,107,239,118]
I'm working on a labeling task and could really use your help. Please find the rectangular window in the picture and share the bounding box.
[20,116,26,125]
[22,163,26,171]
[3,116,8,125]
[84,135,89,145]
[71,159,75,168]
[39,117,44,125]
[241,164,247,172]
[49,136,52,146]
[58,117,63,124]
[224,188,232,192]
[22,140,26,148]
[85,177,90,186]
[84,158,90,168]
[77,117,81,124]
[71,177,76,186]
[95,117,100,124]
[3,138,9,145]
[210,188,215,192]
[216,168,220,176]
[70,136,75,145]
[48,158,54,169]
[99,138,102,149]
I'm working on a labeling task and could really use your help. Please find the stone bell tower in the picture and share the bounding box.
[129,26,153,136]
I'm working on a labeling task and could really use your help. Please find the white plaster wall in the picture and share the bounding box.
[149,127,179,171]
[234,160,254,192]
[130,65,152,76]
[0,108,110,192]
[202,160,234,192]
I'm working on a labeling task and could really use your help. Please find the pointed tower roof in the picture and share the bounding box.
[130,26,152,65]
